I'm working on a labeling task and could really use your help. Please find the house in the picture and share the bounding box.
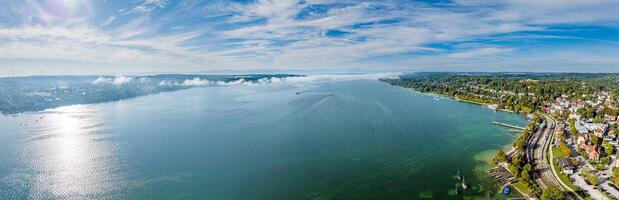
[584,122,608,133]
[556,123,565,137]
[589,149,601,162]
[593,128,605,138]
[575,120,590,135]
[577,134,587,146]
[606,114,617,122]
[580,141,600,162]
[557,157,576,175]
[585,143,601,162]
[615,151,619,168]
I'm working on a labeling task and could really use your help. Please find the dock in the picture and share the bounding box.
[488,166,516,185]
[492,121,526,130]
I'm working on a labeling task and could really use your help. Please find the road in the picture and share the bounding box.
[572,167,607,200]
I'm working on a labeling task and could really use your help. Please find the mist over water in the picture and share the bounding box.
[0,79,526,199]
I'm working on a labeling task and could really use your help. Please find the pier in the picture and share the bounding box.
[492,121,526,130]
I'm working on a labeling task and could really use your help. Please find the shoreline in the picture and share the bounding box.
[409,89,518,114]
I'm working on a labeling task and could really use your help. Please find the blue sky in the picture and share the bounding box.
[0,0,618,75]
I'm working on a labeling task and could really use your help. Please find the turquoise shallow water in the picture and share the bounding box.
[0,79,526,199]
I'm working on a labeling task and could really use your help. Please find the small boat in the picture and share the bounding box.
[461,177,468,190]
[456,169,462,180]
[295,92,300,95]
[433,97,439,101]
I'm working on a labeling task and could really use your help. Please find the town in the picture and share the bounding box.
[539,89,619,199]
[491,89,619,200]
[385,73,619,200]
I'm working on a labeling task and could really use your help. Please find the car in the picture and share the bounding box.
[501,186,511,196]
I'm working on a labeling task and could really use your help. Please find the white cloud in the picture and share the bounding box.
[182,77,211,86]
[92,76,112,84]
[447,47,513,59]
[166,73,402,88]
[124,0,170,14]
[99,16,116,27]
[213,0,619,70]
[112,76,133,85]
[280,73,402,83]
[92,76,133,85]
[0,26,197,67]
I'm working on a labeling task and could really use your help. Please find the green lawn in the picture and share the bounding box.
[552,146,566,158]
[512,181,530,196]
[551,147,579,190]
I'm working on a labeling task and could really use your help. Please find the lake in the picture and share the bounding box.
[0,78,527,199]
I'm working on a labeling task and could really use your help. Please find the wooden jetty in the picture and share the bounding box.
[492,121,526,130]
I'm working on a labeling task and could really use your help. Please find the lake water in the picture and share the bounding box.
[0,79,526,199]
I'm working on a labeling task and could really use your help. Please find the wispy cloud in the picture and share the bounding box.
[123,0,170,14]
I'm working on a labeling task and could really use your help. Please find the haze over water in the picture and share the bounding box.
[0,79,526,199]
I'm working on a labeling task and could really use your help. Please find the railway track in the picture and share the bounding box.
[529,114,581,199]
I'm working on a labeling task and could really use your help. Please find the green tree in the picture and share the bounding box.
[583,168,599,185]
[559,142,571,157]
[541,187,564,200]
[605,144,614,156]
[594,118,604,123]
[492,150,508,165]
[569,118,579,137]
[591,135,600,145]
[612,168,619,185]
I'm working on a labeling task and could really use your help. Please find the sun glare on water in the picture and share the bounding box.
[24,105,121,198]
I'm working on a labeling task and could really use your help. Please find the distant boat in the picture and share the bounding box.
[433,97,439,101]
[295,92,300,95]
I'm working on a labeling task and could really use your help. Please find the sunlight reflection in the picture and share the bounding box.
[27,105,117,198]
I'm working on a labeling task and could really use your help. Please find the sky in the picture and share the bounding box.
[0,0,618,75]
